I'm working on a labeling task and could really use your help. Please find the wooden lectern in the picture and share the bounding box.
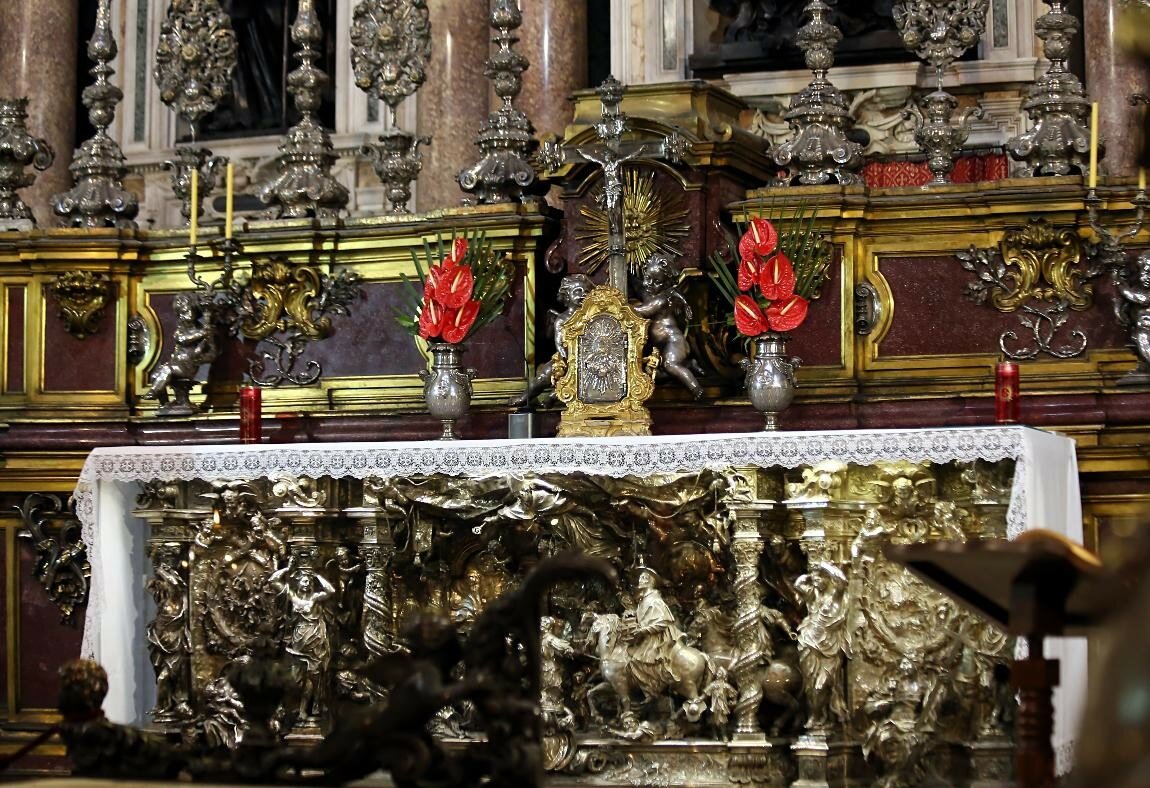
[886,530,1105,788]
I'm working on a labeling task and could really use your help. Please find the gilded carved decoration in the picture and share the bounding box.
[574,168,690,278]
[48,271,111,339]
[553,286,658,437]
[226,256,363,386]
[958,218,1102,359]
[17,493,90,624]
[122,455,1016,784]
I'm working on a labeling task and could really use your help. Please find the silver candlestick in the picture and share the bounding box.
[457,0,544,204]
[51,0,139,228]
[769,0,863,186]
[893,0,987,185]
[153,0,237,228]
[350,0,432,214]
[0,97,54,228]
[1005,0,1093,176]
[258,0,349,219]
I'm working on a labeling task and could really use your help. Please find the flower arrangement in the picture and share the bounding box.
[708,207,831,338]
[396,231,514,344]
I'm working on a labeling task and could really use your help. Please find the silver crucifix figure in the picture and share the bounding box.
[539,76,689,296]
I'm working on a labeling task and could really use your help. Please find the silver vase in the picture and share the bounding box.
[741,333,802,431]
[420,342,476,440]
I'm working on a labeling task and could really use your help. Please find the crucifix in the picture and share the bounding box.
[539,76,689,297]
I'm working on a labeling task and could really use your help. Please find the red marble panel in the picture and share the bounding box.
[0,534,7,713]
[782,247,843,368]
[5,286,24,393]
[879,255,1127,357]
[18,545,82,710]
[294,282,428,378]
[42,282,117,392]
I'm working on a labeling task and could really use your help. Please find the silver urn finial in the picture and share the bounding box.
[350,0,432,214]
[51,0,139,228]
[457,0,544,204]
[0,97,55,228]
[154,0,238,228]
[893,0,988,185]
[769,0,864,186]
[257,0,350,219]
[1004,0,1093,176]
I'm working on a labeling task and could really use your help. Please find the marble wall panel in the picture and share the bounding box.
[878,255,1127,358]
[5,286,25,394]
[42,284,117,392]
[18,545,82,710]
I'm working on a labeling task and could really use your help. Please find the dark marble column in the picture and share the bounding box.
[1084,0,1150,177]
[416,0,492,212]
[517,0,589,140]
[0,0,78,224]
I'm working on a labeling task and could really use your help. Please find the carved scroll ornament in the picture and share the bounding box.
[17,493,90,624]
[958,218,1102,359]
[48,271,111,339]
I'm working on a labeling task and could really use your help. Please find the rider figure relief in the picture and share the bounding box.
[629,566,688,694]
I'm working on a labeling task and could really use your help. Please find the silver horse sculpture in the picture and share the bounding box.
[585,612,713,726]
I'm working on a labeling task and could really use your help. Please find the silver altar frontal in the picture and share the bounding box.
[74,427,1085,786]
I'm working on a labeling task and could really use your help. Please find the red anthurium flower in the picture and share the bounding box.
[767,293,809,332]
[442,300,480,343]
[418,294,444,340]
[432,263,474,309]
[759,251,796,301]
[447,237,468,266]
[738,218,778,262]
[737,256,759,292]
[734,294,770,336]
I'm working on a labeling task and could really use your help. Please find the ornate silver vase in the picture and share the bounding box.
[741,333,802,431]
[420,342,476,440]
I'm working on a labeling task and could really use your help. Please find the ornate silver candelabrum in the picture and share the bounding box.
[893,0,987,185]
[350,0,432,214]
[457,0,545,203]
[258,0,349,219]
[154,0,237,228]
[1005,0,1093,176]
[0,97,54,228]
[51,0,139,228]
[769,0,864,186]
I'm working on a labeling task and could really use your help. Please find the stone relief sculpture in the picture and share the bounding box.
[632,252,704,398]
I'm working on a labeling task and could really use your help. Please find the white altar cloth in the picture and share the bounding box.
[73,426,1084,769]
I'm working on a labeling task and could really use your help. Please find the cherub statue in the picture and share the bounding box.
[143,292,219,416]
[508,273,593,407]
[632,252,703,398]
[1114,252,1150,377]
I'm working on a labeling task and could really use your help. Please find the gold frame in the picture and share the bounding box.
[554,286,657,437]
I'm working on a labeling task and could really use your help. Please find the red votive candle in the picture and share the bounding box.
[239,385,262,443]
[995,361,1019,423]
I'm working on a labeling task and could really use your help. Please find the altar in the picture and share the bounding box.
[75,426,1084,785]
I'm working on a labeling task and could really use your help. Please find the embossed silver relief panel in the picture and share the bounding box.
[134,460,1015,784]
